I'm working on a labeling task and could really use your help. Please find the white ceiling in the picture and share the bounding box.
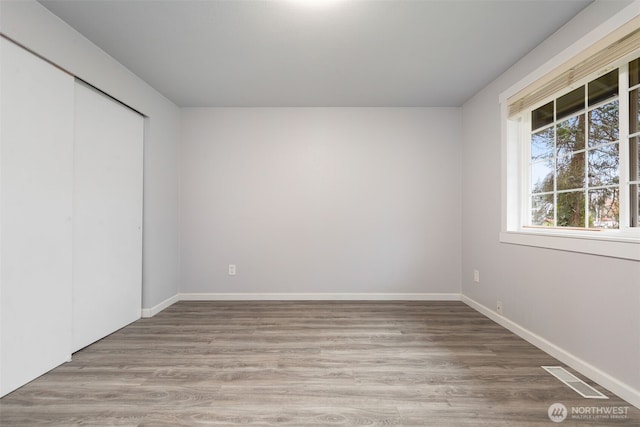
[39,0,592,107]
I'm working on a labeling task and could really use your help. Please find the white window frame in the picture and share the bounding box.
[499,2,640,261]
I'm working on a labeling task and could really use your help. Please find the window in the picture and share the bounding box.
[528,68,622,229]
[500,12,640,260]
[631,58,640,228]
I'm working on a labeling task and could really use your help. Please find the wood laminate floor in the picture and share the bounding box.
[1,301,638,426]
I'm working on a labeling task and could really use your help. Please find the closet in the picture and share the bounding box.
[0,38,143,397]
[73,82,143,352]
[0,37,75,397]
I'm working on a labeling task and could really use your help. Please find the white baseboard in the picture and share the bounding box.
[178,292,461,301]
[141,292,460,316]
[141,293,180,318]
[461,294,640,410]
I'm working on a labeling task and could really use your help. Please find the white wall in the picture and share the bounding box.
[0,1,181,309]
[461,0,640,406]
[180,108,461,296]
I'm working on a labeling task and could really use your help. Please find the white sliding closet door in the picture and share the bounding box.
[73,81,143,352]
[0,38,74,397]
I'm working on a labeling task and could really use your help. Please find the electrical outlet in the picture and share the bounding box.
[496,300,503,314]
[228,264,236,276]
[473,269,480,283]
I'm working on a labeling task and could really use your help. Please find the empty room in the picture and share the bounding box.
[1,0,639,425]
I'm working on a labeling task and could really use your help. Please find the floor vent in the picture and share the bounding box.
[542,366,608,399]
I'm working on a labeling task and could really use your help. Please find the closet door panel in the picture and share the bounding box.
[73,82,143,352]
[0,39,74,397]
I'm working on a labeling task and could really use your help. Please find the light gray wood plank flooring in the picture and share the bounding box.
[1,301,638,426]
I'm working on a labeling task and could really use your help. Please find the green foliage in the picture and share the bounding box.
[532,102,619,228]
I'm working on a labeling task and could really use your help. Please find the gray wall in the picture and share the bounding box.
[180,108,461,295]
[0,1,181,309]
[461,0,640,398]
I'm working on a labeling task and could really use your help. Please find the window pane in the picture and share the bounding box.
[557,191,585,227]
[630,58,640,87]
[531,194,554,226]
[557,86,585,120]
[531,160,554,193]
[589,101,618,146]
[631,184,639,227]
[557,152,585,191]
[557,115,585,156]
[588,69,618,106]
[532,101,554,130]
[588,188,619,229]
[631,135,639,182]
[531,127,554,160]
[588,143,619,186]
[631,89,640,135]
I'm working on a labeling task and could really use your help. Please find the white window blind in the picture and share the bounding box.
[508,17,640,117]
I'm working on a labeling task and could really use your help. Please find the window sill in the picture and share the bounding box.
[500,230,640,261]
